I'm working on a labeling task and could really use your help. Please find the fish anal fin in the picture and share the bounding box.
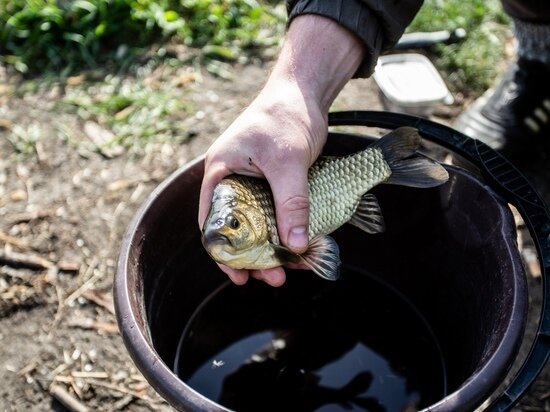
[349,193,386,234]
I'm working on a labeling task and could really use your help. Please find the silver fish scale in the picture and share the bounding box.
[307,147,391,238]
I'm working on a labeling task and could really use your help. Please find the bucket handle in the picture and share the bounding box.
[328,110,550,412]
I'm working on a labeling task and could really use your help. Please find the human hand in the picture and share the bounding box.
[198,14,365,286]
[198,80,327,286]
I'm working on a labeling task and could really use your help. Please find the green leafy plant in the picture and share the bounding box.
[408,0,510,93]
[0,0,283,74]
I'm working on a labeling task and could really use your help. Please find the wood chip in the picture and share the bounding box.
[83,121,123,158]
[0,118,13,130]
[172,72,198,88]
[9,189,27,202]
[71,371,109,379]
[92,322,119,334]
[66,75,86,86]
[107,179,132,192]
[114,106,135,121]
[57,260,81,273]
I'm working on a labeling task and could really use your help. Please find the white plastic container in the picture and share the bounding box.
[373,53,454,116]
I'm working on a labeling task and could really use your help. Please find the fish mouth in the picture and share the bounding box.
[201,230,230,247]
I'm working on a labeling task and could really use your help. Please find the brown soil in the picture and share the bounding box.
[1,58,550,412]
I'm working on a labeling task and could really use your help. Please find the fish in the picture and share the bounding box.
[201,127,449,281]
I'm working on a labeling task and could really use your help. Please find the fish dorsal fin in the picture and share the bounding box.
[372,127,449,188]
[299,235,341,281]
[349,193,386,234]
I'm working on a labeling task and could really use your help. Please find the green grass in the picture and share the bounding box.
[1,0,511,158]
[409,0,511,93]
[60,68,194,153]
[0,0,285,75]
[1,0,509,91]
[1,0,286,156]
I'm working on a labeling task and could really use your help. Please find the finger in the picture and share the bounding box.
[217,263,249,285]
[250,267,286,287]
[267,166,310,254]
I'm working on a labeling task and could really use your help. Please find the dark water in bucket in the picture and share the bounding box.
[173,267,447,412]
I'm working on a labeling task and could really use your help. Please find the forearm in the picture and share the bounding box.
[199,14,367,287]
[263,14,365,114]
[286,0,424,77]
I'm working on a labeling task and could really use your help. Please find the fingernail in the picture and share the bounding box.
[288,226,308,251]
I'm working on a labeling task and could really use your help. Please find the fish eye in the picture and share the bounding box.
[226,215,240,229]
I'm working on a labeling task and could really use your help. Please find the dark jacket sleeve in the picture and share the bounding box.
[286,0,423,77]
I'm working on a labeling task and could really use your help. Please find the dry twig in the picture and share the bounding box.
[67,317,119,334]
[71,371,109,379]
[0,248,53,270]
[112,394,134,410]
[0,230,30,250]
[64,257,101,306]
[86,378,154,402]
[58,260,81,273]
[47,275,66,340]
[49,384,89,412]
[9,209,53,224]
[82,289,115,315]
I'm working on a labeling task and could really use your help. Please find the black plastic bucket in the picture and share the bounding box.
[114,111,550,411]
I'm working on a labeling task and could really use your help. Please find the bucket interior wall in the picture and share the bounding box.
[132,133,525,410]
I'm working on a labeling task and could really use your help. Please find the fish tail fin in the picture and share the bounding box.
[372,127,449,188]
[299,235,341,281]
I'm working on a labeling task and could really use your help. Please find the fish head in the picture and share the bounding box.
[201,180,270,267]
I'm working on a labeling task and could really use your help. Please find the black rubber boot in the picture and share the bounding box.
[454,58,550,160]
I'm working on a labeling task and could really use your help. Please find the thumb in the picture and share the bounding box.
[268,167,310,253]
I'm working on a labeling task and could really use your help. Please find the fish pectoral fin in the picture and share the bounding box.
[349,193,386,234]
[300,235,341,281]
[273,244,301,265]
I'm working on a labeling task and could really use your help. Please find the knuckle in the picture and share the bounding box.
[280,195,309,213]
[279,195,310,227]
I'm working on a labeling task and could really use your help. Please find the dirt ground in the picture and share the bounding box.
[1,55,550,412]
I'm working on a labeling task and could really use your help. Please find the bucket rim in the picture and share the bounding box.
[114,111,550,412]
[328,110,550,412]
[113,155,225,411]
